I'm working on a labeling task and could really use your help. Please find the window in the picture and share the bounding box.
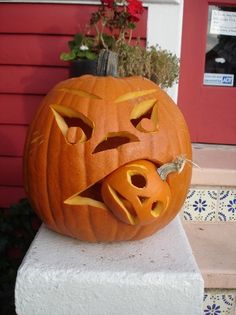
[203,5,236,87]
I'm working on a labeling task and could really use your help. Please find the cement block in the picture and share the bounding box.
[15,217,203,315]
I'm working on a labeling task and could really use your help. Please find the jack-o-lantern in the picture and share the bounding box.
[24,75,192,242]
[101,160,171,226]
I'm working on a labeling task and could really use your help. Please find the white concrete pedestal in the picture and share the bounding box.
[15,217,203,315]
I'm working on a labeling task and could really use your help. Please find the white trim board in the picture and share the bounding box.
[0,0,180,4]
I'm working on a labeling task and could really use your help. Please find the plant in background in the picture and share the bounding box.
[60,34,99,61]
[60,0,144,61]
[60,0,179,88]
[115,41,179,88]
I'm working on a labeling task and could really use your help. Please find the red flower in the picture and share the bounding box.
[127,0,144,18]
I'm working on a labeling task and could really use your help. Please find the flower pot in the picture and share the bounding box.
[69,50,118,78]
[69,59,97,78]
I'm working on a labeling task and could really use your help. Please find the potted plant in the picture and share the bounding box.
[60,0,179,88]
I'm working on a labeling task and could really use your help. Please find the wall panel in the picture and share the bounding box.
[0,2,147,207]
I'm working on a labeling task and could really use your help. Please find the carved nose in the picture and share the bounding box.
[92,131,139,154]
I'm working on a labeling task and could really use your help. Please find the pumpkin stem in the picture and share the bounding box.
[157,155,188,181]
[97,49,118,77]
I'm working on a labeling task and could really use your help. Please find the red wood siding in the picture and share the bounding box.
[0,3,147,207]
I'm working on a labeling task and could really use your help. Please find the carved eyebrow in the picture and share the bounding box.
[58,88,102,99]
[114,89,156,103]
[50,104,94,124]
[130,99,157,120]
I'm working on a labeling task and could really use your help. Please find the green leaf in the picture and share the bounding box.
[60,51,77,61]
[77,51,87,59]
[83,37,95,48]
[127,22,136,30]
[85,51,97,60]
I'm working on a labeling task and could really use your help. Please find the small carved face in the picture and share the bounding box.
[25,75,191,241]
[101,160,171,225]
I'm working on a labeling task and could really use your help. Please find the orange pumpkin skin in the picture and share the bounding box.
[24,75,192,242]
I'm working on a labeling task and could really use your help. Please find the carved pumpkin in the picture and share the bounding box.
[101,160,171,226]
[24,75,192,242]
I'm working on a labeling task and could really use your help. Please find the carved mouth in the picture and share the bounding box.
[63,170,144,212]
[63,157,186,226]
[64,160,155,211]
[64,181,107,210]
[63,159,168,226]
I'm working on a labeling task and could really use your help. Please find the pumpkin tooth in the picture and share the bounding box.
[64,182,107,210]
[64,195,107,210]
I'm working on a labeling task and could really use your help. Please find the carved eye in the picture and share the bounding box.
[113,90,159,134]
[50,104,94,144]
[130,99,159,133]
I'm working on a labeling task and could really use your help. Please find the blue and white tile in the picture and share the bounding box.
[218,188,236,221]
[203,291,236,315]
[182,187,217,221]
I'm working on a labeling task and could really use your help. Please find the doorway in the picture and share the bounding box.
[178,0,236,144]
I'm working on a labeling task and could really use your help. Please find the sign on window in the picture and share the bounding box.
[210,10,236,36]
[203,6,236,87]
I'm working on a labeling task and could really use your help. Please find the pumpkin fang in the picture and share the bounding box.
[64,181,107,210]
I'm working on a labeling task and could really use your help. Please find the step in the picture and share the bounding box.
[182,144,236,222]
[191,143,236,186]
[183,222,236,289]
[182,144,236,293]
[15,218,204,315]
